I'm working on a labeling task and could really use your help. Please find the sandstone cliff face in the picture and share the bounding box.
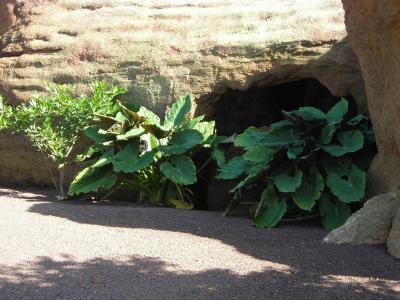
[341,0,400,196]
[325,0,400,258]
[0,0,15,35]
[0,0,365,185]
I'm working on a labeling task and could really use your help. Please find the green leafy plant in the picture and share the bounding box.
[0,82,124,198]
[216,98,376,230]
[68,95,216,208]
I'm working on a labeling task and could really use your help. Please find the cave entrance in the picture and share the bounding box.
[194,78,358,211]
[208,78,355,136]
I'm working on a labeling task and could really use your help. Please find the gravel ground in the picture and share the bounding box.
[0,188,399,300]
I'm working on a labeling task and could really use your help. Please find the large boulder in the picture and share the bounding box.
[0,0,365,185]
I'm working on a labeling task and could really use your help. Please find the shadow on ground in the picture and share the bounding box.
[0,255,399,299]
[0,188,399,299]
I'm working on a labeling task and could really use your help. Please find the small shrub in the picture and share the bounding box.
[0,82,124,198]
[216,98,376,230]
[68,95,217,208]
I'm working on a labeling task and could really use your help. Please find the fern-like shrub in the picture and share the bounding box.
[68,95,217,208]
[216,98,375,230]
[0,82,123,198]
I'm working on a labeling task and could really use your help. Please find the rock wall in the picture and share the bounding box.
[0,0,16,35]
[325,0,400,258]
[0,0,365,185]
[341,0,400,196]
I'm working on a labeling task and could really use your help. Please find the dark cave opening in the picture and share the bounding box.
[211,78,356,137]
[193,78,358,211]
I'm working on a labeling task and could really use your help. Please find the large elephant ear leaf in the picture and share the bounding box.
[326,164,366,203]
[320,194,351,231]
[326,98,348,123]
[293,166,324,211]
[243,145,275,163]
[137,106,161,126]
[163,95,192,130]
[272,166,303,193]
[253,184,287,228]
[321,153,352,177]
[191,120,215,144]
[321,130,364,157]
[216,156,252,180]
[260,127,302,147]
[113,148,155,173]
[68,166,117,196]
[160,155,197,185]
[160,129,203,155]
[234,127,270,150]
[84,125,109,143]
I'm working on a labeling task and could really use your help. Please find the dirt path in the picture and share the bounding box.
[0,188,399,299]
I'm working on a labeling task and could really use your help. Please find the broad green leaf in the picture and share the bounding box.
[193,120,215,142]
[216,156,252,180]
[84,125,108,143]
[112,143,139,170]
[91,149,115,168]
[113,149,154,173]
[212,148,225,168]
[234,127,267,150]
[321,130,364,157]
[160,129,203,155]
[137,106,161,126]
[326,164,366,203]
[230,163,269,193]
[320,194,351,231]
[116,127,145,141]
[253,185,287,228]
[185,115,204,129]
[115,112,128,122]
[273,167,303,193]
[286,142,305,159]
[243,145,275,163]
[321,154,351,177]
[270,119,293,129]
[68,166,117,195]
[117,102,143,123]
[283,107,326,122]
[259,127,302,147]
[319,123,337,145]
[293,166,324,211]
[326,98,348,123]
[160,155,197,185]
[163,95,192,130]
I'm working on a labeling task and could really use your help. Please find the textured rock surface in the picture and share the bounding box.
[341,0,400,196]
[0,0,365,185]
[388,209,400,258]
[0,0,15,35]
[324,192,400,245]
